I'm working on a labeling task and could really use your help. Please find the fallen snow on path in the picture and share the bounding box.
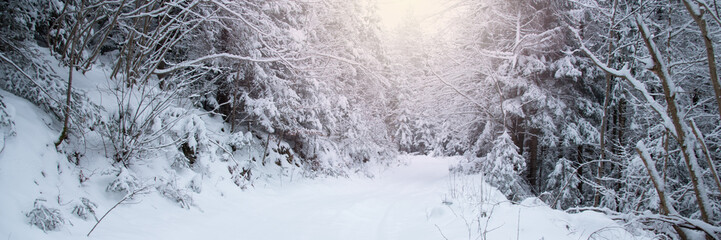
[0,90,650,240]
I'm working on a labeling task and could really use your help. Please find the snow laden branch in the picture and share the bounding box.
[695,0,721,27]
[568,205,721,239]
[312,52,390,87]
[155,51,388,87]
[635,141,691,239]
[426,61,492,117]
[208,0,272,37]
[571,28,678,138]
[689,120,721,193]
[153,53,303,75]
[0,52,60,106]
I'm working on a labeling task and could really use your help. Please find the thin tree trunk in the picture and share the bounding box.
[690,120,721,194]
[595,0,618,207]
[230,65,242,133]
[56,64,73,147]
[261,135,271,166]
[683,0,721,122]
[527,129,539,191]
[637,16,713,224]
[635,143,688,240]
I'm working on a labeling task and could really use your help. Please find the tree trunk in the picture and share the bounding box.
[683,0,721,122]
[577,144,584,195]
[595,0,618,207]
[55,64,73,147]
[527,129,539,191]
[229,65,242,133]
[635,143,688,240]
[637,17,713,224]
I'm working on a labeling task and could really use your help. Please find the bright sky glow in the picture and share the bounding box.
[376,0,445,33]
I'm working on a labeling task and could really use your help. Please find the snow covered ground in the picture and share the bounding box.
[0,89,651,240]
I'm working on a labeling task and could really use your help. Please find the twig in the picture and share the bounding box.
[87,186,149,236]
[516,208,521,240]
[0,135,6,155]
[208,139,239,164]
[482,203,501,240]
[435,224,450,240]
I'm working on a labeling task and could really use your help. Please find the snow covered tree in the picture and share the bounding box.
[393,107,414,153]
[482,130,527,198]
[574,0,721,237]
[413,0,605,204]
[546,157,582,209]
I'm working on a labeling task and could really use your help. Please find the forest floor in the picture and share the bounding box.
[0,89,650,240]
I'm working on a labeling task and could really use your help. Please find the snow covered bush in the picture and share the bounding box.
[177,114,209,165]
[100,83,206,167]
[188,175,202,194]
[228,131,253,151]
[228,163,253,189]
[26,199,64,232]
[158,110,213,170]
[454,131,529,199]
[156,178,193,209]
[171,151,193,169]
[71,197,98,221]
[101,88,171,165]
[0,95,15,148]
[106,167,141,196]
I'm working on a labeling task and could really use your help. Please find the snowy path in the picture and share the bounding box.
[68,155,645,240]
[87,156,455,240]
[75,155,646,240]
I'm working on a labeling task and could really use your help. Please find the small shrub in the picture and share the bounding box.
[71,197,97,221]
[275,146,295,165]
[0,95,15,137]
[171,152,191,169]
[188,176,202,193]
[179,142,196,165]
[228,131,253,151]
[156,179,192,209]
[26,199,64,232]
[228,164,252,189]
[106,167,140,196]
[78,170,90,185]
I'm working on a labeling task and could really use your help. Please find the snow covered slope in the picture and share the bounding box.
[0,90,650,239]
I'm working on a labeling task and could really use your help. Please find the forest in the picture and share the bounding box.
[0,0,720,239]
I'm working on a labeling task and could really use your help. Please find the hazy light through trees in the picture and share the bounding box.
[376,0,448,34]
